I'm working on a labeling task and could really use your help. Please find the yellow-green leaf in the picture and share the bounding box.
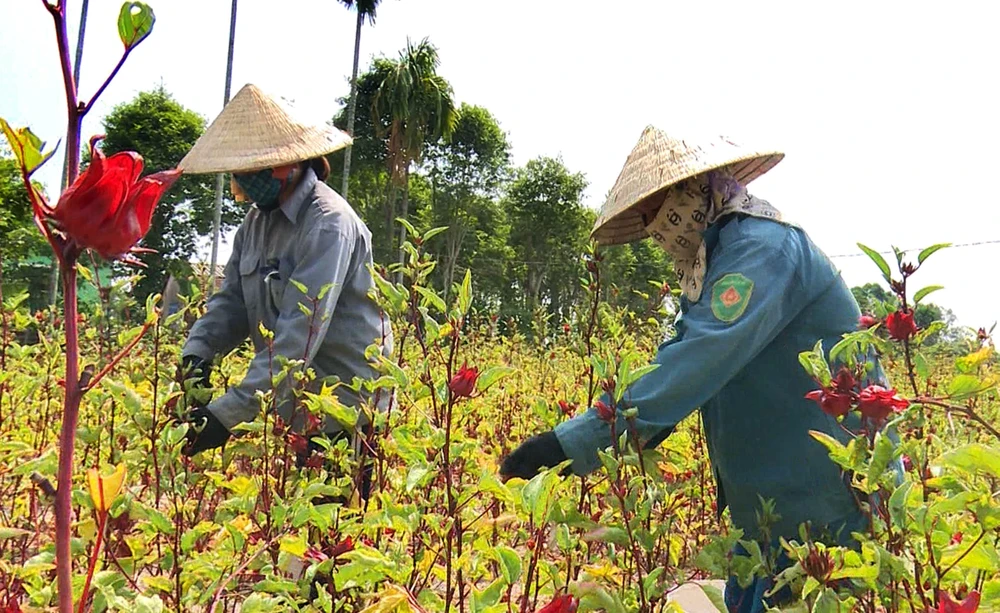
[0,117,57,176]
[118,2,156,49]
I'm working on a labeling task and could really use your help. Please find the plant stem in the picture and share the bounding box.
[77,511,106,613]
[55,260,80,613]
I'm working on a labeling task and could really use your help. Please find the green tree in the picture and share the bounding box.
[0,146,51,309]
[372,38,458,273]
[424,103,511,297]
[505,157,591,319]
[338,0,382,198]
[99,87,242,300]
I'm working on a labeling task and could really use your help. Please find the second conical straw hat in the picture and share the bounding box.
[179,83,352,174]
[592,126,783,246]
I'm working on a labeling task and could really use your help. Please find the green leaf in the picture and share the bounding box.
[0,118,58,177]
[696,583,727,613]
[145,292,160,324]
[918,243,951,264]
[798,340,831,386]
[857,243,891,280]
[133,594,165,613]
[946,374,990,400]
[582,526,629,546]
[413,286,447,313]
[914,321,946,345]
[471,579,504,613]
[422,226,449,243]
[888,481,915,529]
[395,217,417,238]
[289,279,309,295]
[868,431,898,486]
[936,444,1000,479]
[279,533,308,558]
[476,366,514,392]
[0,526,30,540]
[405,465,433,493]
[317,283,335,301]
[494,545,522,585]
[458,269,473,315]
[118,2,156,49]
[913,285,944,304]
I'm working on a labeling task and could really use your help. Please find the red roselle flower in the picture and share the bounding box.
[49,137,180,262]
[330,536,354,559]
[287,433,308,456]
[938,591,980,613]
[805,388,853,418]
[594,399,616,422]
[858,314,879,330]
[857,385,909,422]
[951,532,964,545]
[558,400,577,416]
[537,594,579,613]
[449,364,479,398]
[886,310,919,342]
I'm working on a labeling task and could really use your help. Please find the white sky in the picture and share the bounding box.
[2,1,998,329]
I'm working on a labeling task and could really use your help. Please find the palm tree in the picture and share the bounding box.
[338,0,381,199]
[372,38,458,275]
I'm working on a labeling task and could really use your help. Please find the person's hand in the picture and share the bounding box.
[182,406,231,456]
[177,355,211,391]
[499,431,570,480]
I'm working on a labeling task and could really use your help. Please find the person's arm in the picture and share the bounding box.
[555,227,817,475]
[206,225,357,431]
[182,224,251,362]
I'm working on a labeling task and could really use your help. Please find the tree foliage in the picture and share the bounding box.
[99,87,242,299]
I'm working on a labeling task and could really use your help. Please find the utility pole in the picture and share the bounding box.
[208,0,238,295]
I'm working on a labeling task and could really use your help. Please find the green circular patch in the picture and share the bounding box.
[711,273,754,322]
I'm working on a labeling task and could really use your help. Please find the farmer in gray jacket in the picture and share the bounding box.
[174,84,392,471]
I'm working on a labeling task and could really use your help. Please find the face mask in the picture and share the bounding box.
[233,168,284,212]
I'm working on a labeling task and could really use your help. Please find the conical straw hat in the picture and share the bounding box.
[179,83,352,174]
[592,126,783,245]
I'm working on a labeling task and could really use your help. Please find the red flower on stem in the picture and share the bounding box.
[537,594,579,613]
[950,532,964,545]
[449,364,479,398]
[858,314,879,330]
[857,385,909,422]
[594,399,616,422]
[330,536,354,559]
[805,367,860,417]
[51,137,180,262]
[886,309,918,341]
[558,400,577,417]
[287,433,308,456]
[938,591,980,613]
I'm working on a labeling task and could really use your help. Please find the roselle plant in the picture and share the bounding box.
[763,242,1000,613]
[0,2,176,612]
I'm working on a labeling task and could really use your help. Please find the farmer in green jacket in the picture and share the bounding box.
[173,84,392,499]
[500,127,878,612]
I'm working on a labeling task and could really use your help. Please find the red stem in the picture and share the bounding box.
[55,261,80,613]
[45,0,81,187]
[77,511,107,613]
[81,49,131,115]
[82,320,153,393]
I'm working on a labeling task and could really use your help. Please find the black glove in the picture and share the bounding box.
[178,355,212,392]
[499,431,570,480]
[182,406,231,456]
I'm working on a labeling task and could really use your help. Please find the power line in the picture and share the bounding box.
[826,239,1000,260]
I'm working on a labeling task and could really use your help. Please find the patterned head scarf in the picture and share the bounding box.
[644,170,783,302]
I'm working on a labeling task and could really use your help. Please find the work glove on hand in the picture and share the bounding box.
[499,431,570,480]
[182,406,231,456]
[177,355,212,394]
